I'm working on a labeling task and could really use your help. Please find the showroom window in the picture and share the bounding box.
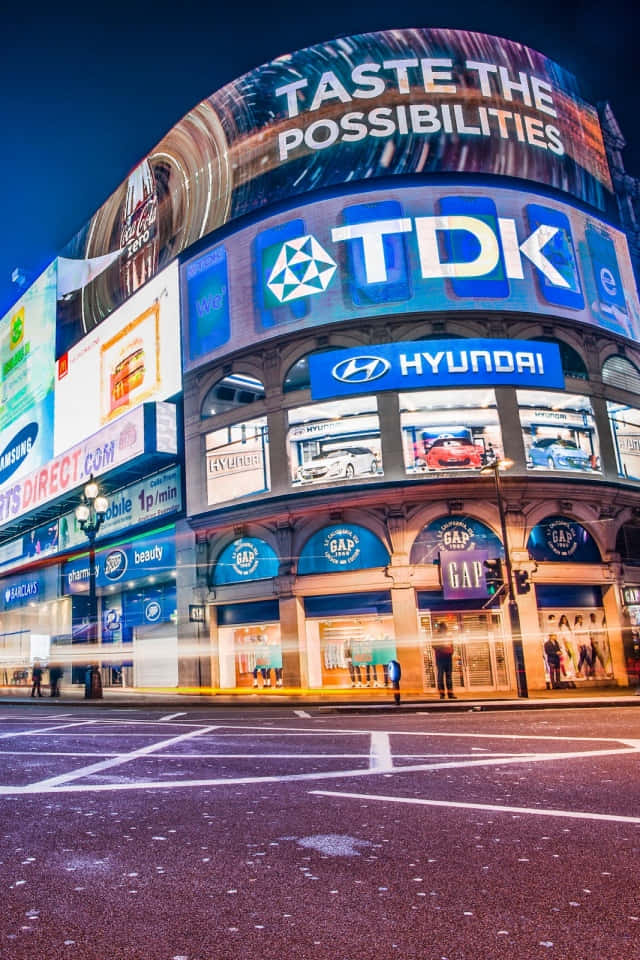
[608,401,640,481]
[399,389,502,475]
[201,374,265,418]
[518,390,601,474]
[205,416,270,506]
[602,355,640,394]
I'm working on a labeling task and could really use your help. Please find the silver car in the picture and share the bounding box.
[297,447,379,482]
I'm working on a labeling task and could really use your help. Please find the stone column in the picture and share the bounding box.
[602,581,628,686]
[278,588,306,688]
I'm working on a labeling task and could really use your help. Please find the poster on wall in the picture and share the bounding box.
[205,417,270,506]
[608,401,640,482]
[183,183,639,374]
[399,389,502,474]
[518,390,600,473]
[58,28,610,347]
[54,262,181,456]
[287,397,382,487]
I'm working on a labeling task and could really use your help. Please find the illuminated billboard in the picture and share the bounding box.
[518,390,600,473]
[0,263,57,486]
[54,262,181,455]
[183,183,640,372]
[57,28,611,347]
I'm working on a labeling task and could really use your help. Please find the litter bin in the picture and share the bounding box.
[85,666,103,700]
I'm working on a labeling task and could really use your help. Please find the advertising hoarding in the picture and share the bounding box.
[0,263,57,486]
[183,184,640,374]
[309,338,564,400]
[54,263,181,455]
[58,28,610,347]
[62,525,176,594]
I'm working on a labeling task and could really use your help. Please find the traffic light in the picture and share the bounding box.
[515,569,531,594]
[483,558,504,596]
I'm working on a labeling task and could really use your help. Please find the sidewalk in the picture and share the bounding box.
[2,684,640,712]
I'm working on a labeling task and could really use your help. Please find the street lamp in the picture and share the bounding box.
[75,476,109,699]
[481,457,528,698]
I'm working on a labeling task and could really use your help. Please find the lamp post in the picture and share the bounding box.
[481,457,528,698]
[75,476,109,700]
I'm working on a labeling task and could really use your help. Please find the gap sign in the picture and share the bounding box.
[310,338,564,400]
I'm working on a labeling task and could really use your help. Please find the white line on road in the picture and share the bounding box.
[158,712,187,722]
[369,732,392,771]
[309,789,640,825]
[0,720,97,740]
[294,710,311,718]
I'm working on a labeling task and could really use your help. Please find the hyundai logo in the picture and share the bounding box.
[331,356,390,384]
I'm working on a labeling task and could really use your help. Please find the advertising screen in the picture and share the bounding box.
[608,401,640,482]
[287,397,382,487]
[0,263,57,486]
[205,416,270,506]
[183,183,640,374]
[518,389,600,473]
[54,262,181,455]
[58,28,610,347]
[399,389,502,474]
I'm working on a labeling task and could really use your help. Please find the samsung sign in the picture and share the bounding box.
[309,339,563,399]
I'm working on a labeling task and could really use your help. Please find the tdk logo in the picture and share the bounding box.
[332,356,391,383]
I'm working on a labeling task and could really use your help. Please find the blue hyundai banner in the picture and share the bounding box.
[309,338,564,400]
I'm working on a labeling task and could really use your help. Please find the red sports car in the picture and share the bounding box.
[424,437,484,469]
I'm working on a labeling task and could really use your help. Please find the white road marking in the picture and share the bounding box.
[158,712,187,721]
[309,789,640,825]
[21,724,219,791]
[369,732,392,771]
[0,720,96,740]
[294,710,311,718]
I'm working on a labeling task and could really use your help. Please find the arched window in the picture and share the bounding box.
[536,337,588,380]
[616,522,640,564]
[602,355,640,393]
[283,349,339,393]
[201,374,265,418]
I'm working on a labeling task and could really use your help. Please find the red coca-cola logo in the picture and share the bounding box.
[121,196,157,249]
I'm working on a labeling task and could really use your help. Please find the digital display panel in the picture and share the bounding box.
[183,183,640,373]
[0,263,57,486]
[608,401,640,482]
[58,28,610,346]
[399,389,502,474]
[518,390,600,473]
[54,262,181,455]
[287,397,382,488]
[205,416,270,506]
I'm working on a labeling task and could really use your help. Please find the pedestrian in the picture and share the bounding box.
[49,663,63,698]
[387,658,401,704]
[30,661,43,698]
[544,633,562,689]
[433,622,456,699]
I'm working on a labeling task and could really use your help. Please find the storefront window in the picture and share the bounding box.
[608,401,640,482]
[287,397,382,487]
[420,611,508,691]
[218,623,283,689]
[399,389,502,475]
[539,608,612,688]
[306,617,396,688]
[518,390,600,473]
[205,416,270,505]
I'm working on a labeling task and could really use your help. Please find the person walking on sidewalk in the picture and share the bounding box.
[30,661,43,698]
[433,622,456,700]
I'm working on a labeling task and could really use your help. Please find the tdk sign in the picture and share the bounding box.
[309,339,564,400]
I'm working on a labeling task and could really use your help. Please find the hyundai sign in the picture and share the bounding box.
[309,338,564,400]
[182,184,640,373]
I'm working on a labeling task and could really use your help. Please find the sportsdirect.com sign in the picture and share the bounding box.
[309,338,564,400]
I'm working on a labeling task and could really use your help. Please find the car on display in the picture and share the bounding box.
[297,447,379,482]
[527,437,595,470]
[418,437,485,469]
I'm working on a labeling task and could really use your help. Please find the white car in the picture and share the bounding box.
[297,447,379,482]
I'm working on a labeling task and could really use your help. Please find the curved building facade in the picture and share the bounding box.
[2,27,640,697]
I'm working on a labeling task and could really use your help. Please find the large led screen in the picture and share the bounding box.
[183,183,640,374]
[205,416,270,506]
[399,389,502,474]
[608,401,640,482]
[518,390,600,473]
[57,28,610,347]
[0,263,57,488]
[287,397,382,488]
[54,262,181,455]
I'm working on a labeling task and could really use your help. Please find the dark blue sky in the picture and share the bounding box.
[1,0,638,317]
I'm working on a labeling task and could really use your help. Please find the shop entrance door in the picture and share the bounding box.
[420,610,510,693]
[133,624,178,688]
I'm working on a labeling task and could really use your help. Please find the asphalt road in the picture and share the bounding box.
[1,703,639,960]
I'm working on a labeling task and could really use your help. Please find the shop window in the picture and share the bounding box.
[608,401,640,481]
[602,355,640,394]
[518,390,600,474]
[201,374,265,418]
[399,389,502,475]
[410,516,503,564]
[287,396,382,487]
[213,538,279,586]
[535,337,588,380]
[527,516,601,563]
[283,350,335,393]
[616,523,640,564]
[205,416,270,506]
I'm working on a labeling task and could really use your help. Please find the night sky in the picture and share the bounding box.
[1,0,638,317]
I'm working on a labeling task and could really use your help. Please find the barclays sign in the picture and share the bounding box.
[309,338,564,400]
